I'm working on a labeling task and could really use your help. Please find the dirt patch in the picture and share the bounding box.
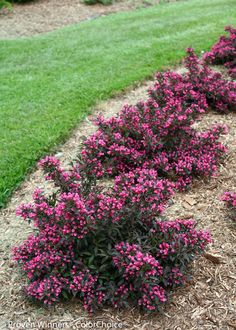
[0,76,236,329]
[0,0,161,39]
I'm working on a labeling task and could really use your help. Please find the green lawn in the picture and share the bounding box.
[0,0,235,207]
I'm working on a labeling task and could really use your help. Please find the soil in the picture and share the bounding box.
[0,72,236,329]
[0,0,161,39]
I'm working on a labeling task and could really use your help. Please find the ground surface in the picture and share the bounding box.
[0,75,235,329]
[0,0,161,39]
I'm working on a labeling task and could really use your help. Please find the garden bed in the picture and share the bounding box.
[0,68,235,329]
[0,9,236,329]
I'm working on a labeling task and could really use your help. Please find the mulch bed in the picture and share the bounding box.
[0,73,235,329]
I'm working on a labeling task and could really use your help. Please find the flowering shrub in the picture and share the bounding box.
[13,157,211,312]
[221,191,236,221]
[203,26,236,79]
[185,48,236,113]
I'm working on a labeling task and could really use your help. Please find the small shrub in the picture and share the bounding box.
[14,157,211,312]
[203,26,236,79]
[185,48,236,113]
[221,191,236,221]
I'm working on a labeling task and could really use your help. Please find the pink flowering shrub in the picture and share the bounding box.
[203,26,236,79]
[152,48,236,114]
[221,191,236,221]
[13,157,211,312]
[185,48,236,113]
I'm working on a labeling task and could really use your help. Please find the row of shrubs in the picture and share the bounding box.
[80,48,235,186]
[13,41,236,312]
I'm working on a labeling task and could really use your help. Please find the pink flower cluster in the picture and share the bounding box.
[150,219,211,287]
[25,275,66,305]
[203,26,236,79]
[16,190,91,239]
[13,232,75,280]
[111,245,168,311]
[87,168,174,225]
[138,283,166,311]
[112,169,175,223]
[152,219,212,260]
[70,269,106,313]
[113,242,163,279]
[221,191,236,221]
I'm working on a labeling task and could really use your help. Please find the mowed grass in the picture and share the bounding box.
[0,0,235,207]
